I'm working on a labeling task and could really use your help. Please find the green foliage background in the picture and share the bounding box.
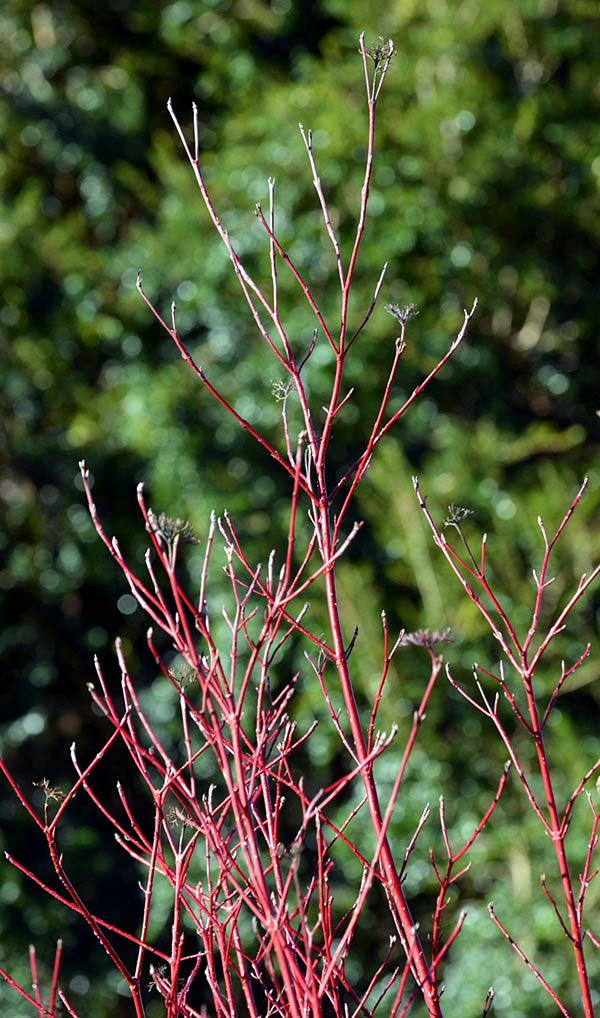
[1,0,600,1014]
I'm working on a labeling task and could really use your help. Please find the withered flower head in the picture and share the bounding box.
[400,628,454,651]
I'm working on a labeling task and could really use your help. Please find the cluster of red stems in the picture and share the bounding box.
[2,35,600,1018]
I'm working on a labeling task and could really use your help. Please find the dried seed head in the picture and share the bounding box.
[272,379,292,402]
[365,37,395,67]
[147,510,199,545]
[444,504,474,529]
[400,628,454,650]
[385,303,419,325]
[33,778,66,803]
